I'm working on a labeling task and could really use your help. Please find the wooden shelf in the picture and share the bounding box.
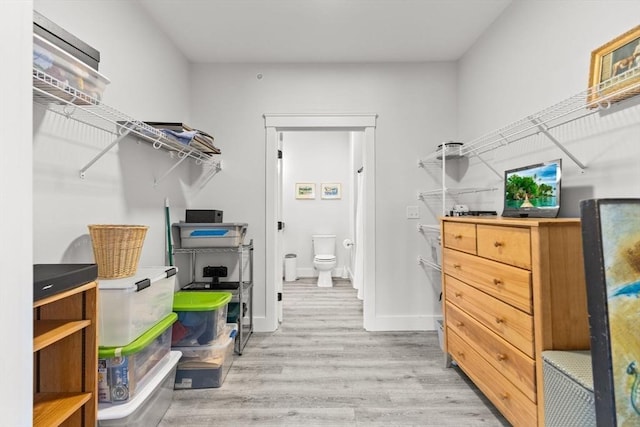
[33,282,97,426]
[33,320,91,352]
[33,392,92,427]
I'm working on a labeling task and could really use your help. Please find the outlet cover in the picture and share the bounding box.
[406,206,420,219]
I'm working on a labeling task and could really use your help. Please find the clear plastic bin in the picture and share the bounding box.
[173,324,237,389]
[33,33,110,102]
[98,351,181,426]
[174,222,247,248]
[98,267,177,347]
[98,313,177,403]
[172,291,232,346]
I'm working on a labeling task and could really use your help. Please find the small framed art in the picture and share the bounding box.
[295,183,315,199]
[321,183,341,200]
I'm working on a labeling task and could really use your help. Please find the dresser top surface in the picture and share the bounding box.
[440,216,580,227]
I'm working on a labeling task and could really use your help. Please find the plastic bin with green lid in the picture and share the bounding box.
[172,291,232,347]
[98,312,177,403]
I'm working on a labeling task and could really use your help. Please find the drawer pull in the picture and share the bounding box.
[495,317,505,324]
[493,278,502,285]
[453,263,461,269]
[496,353,507,361]
[455,321,464,327]
[453,234,462,239]
[457,351,464,357]
[494,241,503,247]
[454,291,462,297]
[499,392,509,400]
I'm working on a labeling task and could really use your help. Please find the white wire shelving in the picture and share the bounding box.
[415,72,640,276]
[458,71,640,168]
[417,71,640,216]
[417,256,441,272]
[32,68,222,185]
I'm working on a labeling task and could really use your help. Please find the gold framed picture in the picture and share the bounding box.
[295,183,315,199]
[588,25,640,105]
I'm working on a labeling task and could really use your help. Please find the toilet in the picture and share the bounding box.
[312,234,337,287]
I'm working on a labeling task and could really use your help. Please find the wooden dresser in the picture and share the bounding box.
[440,217,590,426]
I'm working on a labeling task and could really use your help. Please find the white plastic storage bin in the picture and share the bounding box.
[98,313,177,403]
[174,222,247,248]
[98,266,177,347]
[173,324,237,389]
[33,33,110,103]
[98,350,181,427]
[172,291,232,346]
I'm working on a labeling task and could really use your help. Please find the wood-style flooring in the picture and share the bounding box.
[159,278,510,426]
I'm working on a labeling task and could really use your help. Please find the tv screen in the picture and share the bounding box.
[502,159,562,218]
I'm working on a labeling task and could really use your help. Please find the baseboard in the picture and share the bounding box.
[253,315,275,333]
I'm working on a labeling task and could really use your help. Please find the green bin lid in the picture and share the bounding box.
[98,312,177,358]
[173,291,232,311]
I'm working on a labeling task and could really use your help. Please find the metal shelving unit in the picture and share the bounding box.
[32,68,222,185]
[174,241,254,355]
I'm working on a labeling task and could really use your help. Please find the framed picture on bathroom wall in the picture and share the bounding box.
[321,183,341,200]
[295,183,315,199]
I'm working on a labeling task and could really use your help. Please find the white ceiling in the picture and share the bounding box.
[138,0,511,63]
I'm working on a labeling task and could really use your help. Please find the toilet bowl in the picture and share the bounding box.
[313,255,337,287]
[312,234,337,287]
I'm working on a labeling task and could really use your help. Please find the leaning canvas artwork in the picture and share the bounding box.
[581,199,640,426]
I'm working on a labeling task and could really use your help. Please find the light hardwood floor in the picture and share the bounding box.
[160,278,510,426]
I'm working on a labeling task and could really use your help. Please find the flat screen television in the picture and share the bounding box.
[502,159,562,218]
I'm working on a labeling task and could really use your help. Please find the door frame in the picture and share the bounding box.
[264,113,377,331]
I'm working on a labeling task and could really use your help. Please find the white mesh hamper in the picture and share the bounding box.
[543,350,596,427]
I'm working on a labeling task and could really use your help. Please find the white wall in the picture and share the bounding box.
[457,1,640,215]
[1,1,33,421]
[32,0,196,268]
[282,131,351,278]
[188,62,457,330]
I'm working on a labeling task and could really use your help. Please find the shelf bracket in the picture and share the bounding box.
[465,149,503,179]
[417,255,442,272]
[153,149,193,186]
[529,117,587,170]
[79,123,133,178]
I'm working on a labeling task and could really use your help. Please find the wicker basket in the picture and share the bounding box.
[88,224,149,279]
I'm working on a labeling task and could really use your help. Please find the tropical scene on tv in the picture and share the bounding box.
[504,164,558,209]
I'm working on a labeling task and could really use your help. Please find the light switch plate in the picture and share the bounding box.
[406,206,420,219]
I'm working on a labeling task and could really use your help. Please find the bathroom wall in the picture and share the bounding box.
[282,131,351,278]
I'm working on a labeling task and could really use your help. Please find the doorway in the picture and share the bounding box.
[264,113,377,331]
[281,130,356,290]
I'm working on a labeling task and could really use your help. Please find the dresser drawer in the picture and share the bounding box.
[446,302,536,402]
[442,247,532,313]
[442,222,476,254]
[447,329,537,427]
[445,274,535,357]
[477,224,531,269]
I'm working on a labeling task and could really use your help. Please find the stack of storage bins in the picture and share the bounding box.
[172,291,236,389]
[96,267,182,426]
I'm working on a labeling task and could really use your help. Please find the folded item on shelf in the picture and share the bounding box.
[160,129,198,146]
[144,122,221,154]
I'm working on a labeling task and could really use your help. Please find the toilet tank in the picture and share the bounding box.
[312,234,336,255]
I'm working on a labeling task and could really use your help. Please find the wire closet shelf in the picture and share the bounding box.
[419,72,640,169]
[32,68,221,181]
